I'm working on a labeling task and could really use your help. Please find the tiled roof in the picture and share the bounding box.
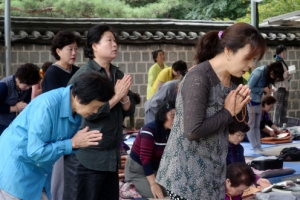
[0,17,300,45]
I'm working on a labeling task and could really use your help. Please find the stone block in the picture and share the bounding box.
[0,52,4,63]
[30,52,40,64]
[134,74,144,84]
[12,45,23,51]
[140,85,147,96]
[139,107,145,117]
[135,119,145,129]
[293,71,300,80]
[291,81,298,90]
[137,63,147,73]
[131,52,141,62]
[124,52,130,62]
[265,52,272,60]
[289,91,296,100]
[128,45,139,51]
[50,56,56,62]
[292,101,299,110]
[35,45,46,51]
[149,44,160,51]
[117,63,126,73]
[187,52,194,62]
[289,51,296,60]
[147,63,154,71]
[168,52,177,62]
[179,52,186,61]
[41,52,50,63]
[138,45,149,51]
[288,111,295,118]
[130,85,138,93]
[77,52,83,63]
[165,44,175,51]
[175,45,183,50]
[184,46,194,50]
[120,44,127,51]
[142,52,150,62]
[114,53,123,62]
[24,45,34,51]
[10,52,18,63]
[127,63,136,73]
[18,52,29,63]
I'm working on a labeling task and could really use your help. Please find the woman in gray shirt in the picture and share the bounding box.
[156,22,267,200]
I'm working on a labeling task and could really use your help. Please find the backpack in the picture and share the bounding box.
[278,147,300,161]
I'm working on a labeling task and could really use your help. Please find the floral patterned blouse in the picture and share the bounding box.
[156,61,243,200]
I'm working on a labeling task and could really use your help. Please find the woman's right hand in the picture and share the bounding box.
[224,84,250,116]
[71,126,102,149]
[114,75,132,100]
[16,101,27,112]
[150,182,164,199]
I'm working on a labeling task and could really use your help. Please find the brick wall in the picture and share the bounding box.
[0,44,299,128]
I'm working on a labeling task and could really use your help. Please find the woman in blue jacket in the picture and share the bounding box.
[247,61,284,153]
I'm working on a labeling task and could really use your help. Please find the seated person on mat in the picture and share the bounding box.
[227,124,271,189]
[125,101,175,199]
[260,96,284,138]
[225,163,256,200]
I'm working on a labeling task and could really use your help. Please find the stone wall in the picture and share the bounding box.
[0,43,299,128]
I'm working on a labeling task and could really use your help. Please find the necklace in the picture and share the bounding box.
[234,90,253,125]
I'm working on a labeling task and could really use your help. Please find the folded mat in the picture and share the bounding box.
[261,135,292,145]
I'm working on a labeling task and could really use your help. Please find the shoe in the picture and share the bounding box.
[253,148,263,154]
[258,147,264,152]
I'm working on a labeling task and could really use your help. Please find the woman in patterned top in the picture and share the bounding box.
[156,22,267,200]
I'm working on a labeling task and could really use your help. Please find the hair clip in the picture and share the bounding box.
[218,31,224,39]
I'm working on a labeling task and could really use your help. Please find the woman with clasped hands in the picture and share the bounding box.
[156,22,267,200]
[64,24,135,200]
[0,71,115,200]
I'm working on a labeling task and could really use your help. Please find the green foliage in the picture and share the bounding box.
[1,0,300,23]
[238,0,300,23]
[185,0,249,20]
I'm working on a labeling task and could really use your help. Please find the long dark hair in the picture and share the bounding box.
[194,22,267,64]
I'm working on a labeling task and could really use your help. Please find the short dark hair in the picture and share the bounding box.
[266,61,285,85]
[194,22,266,64]
[41,62,52,73]
[276,45,287,55]
[226,162,255,187]
[228,124,249,135]
[155,101,175,125]
[72,71,115,105]
[132,92,141,105]
[152,49,164,63]
[15,63,41,85]
[262,96,276,107]
[84,24,113,59]
[172,60,187,75]
[51,30,80,60]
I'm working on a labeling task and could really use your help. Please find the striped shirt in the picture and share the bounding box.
[130,120,170,176]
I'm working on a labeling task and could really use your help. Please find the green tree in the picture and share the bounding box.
[238,0,300,23]
[184,0,249,20]
[0,0,181,18]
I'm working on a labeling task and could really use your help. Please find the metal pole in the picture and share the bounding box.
[251,0,257,28]
[5,0,11,76]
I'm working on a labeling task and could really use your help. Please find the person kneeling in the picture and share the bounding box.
[125,101,175,198]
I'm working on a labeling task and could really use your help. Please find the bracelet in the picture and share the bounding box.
[120,96,130,104]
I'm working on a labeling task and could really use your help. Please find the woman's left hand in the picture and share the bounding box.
[224,84,250,116]
[150,182,164,199]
